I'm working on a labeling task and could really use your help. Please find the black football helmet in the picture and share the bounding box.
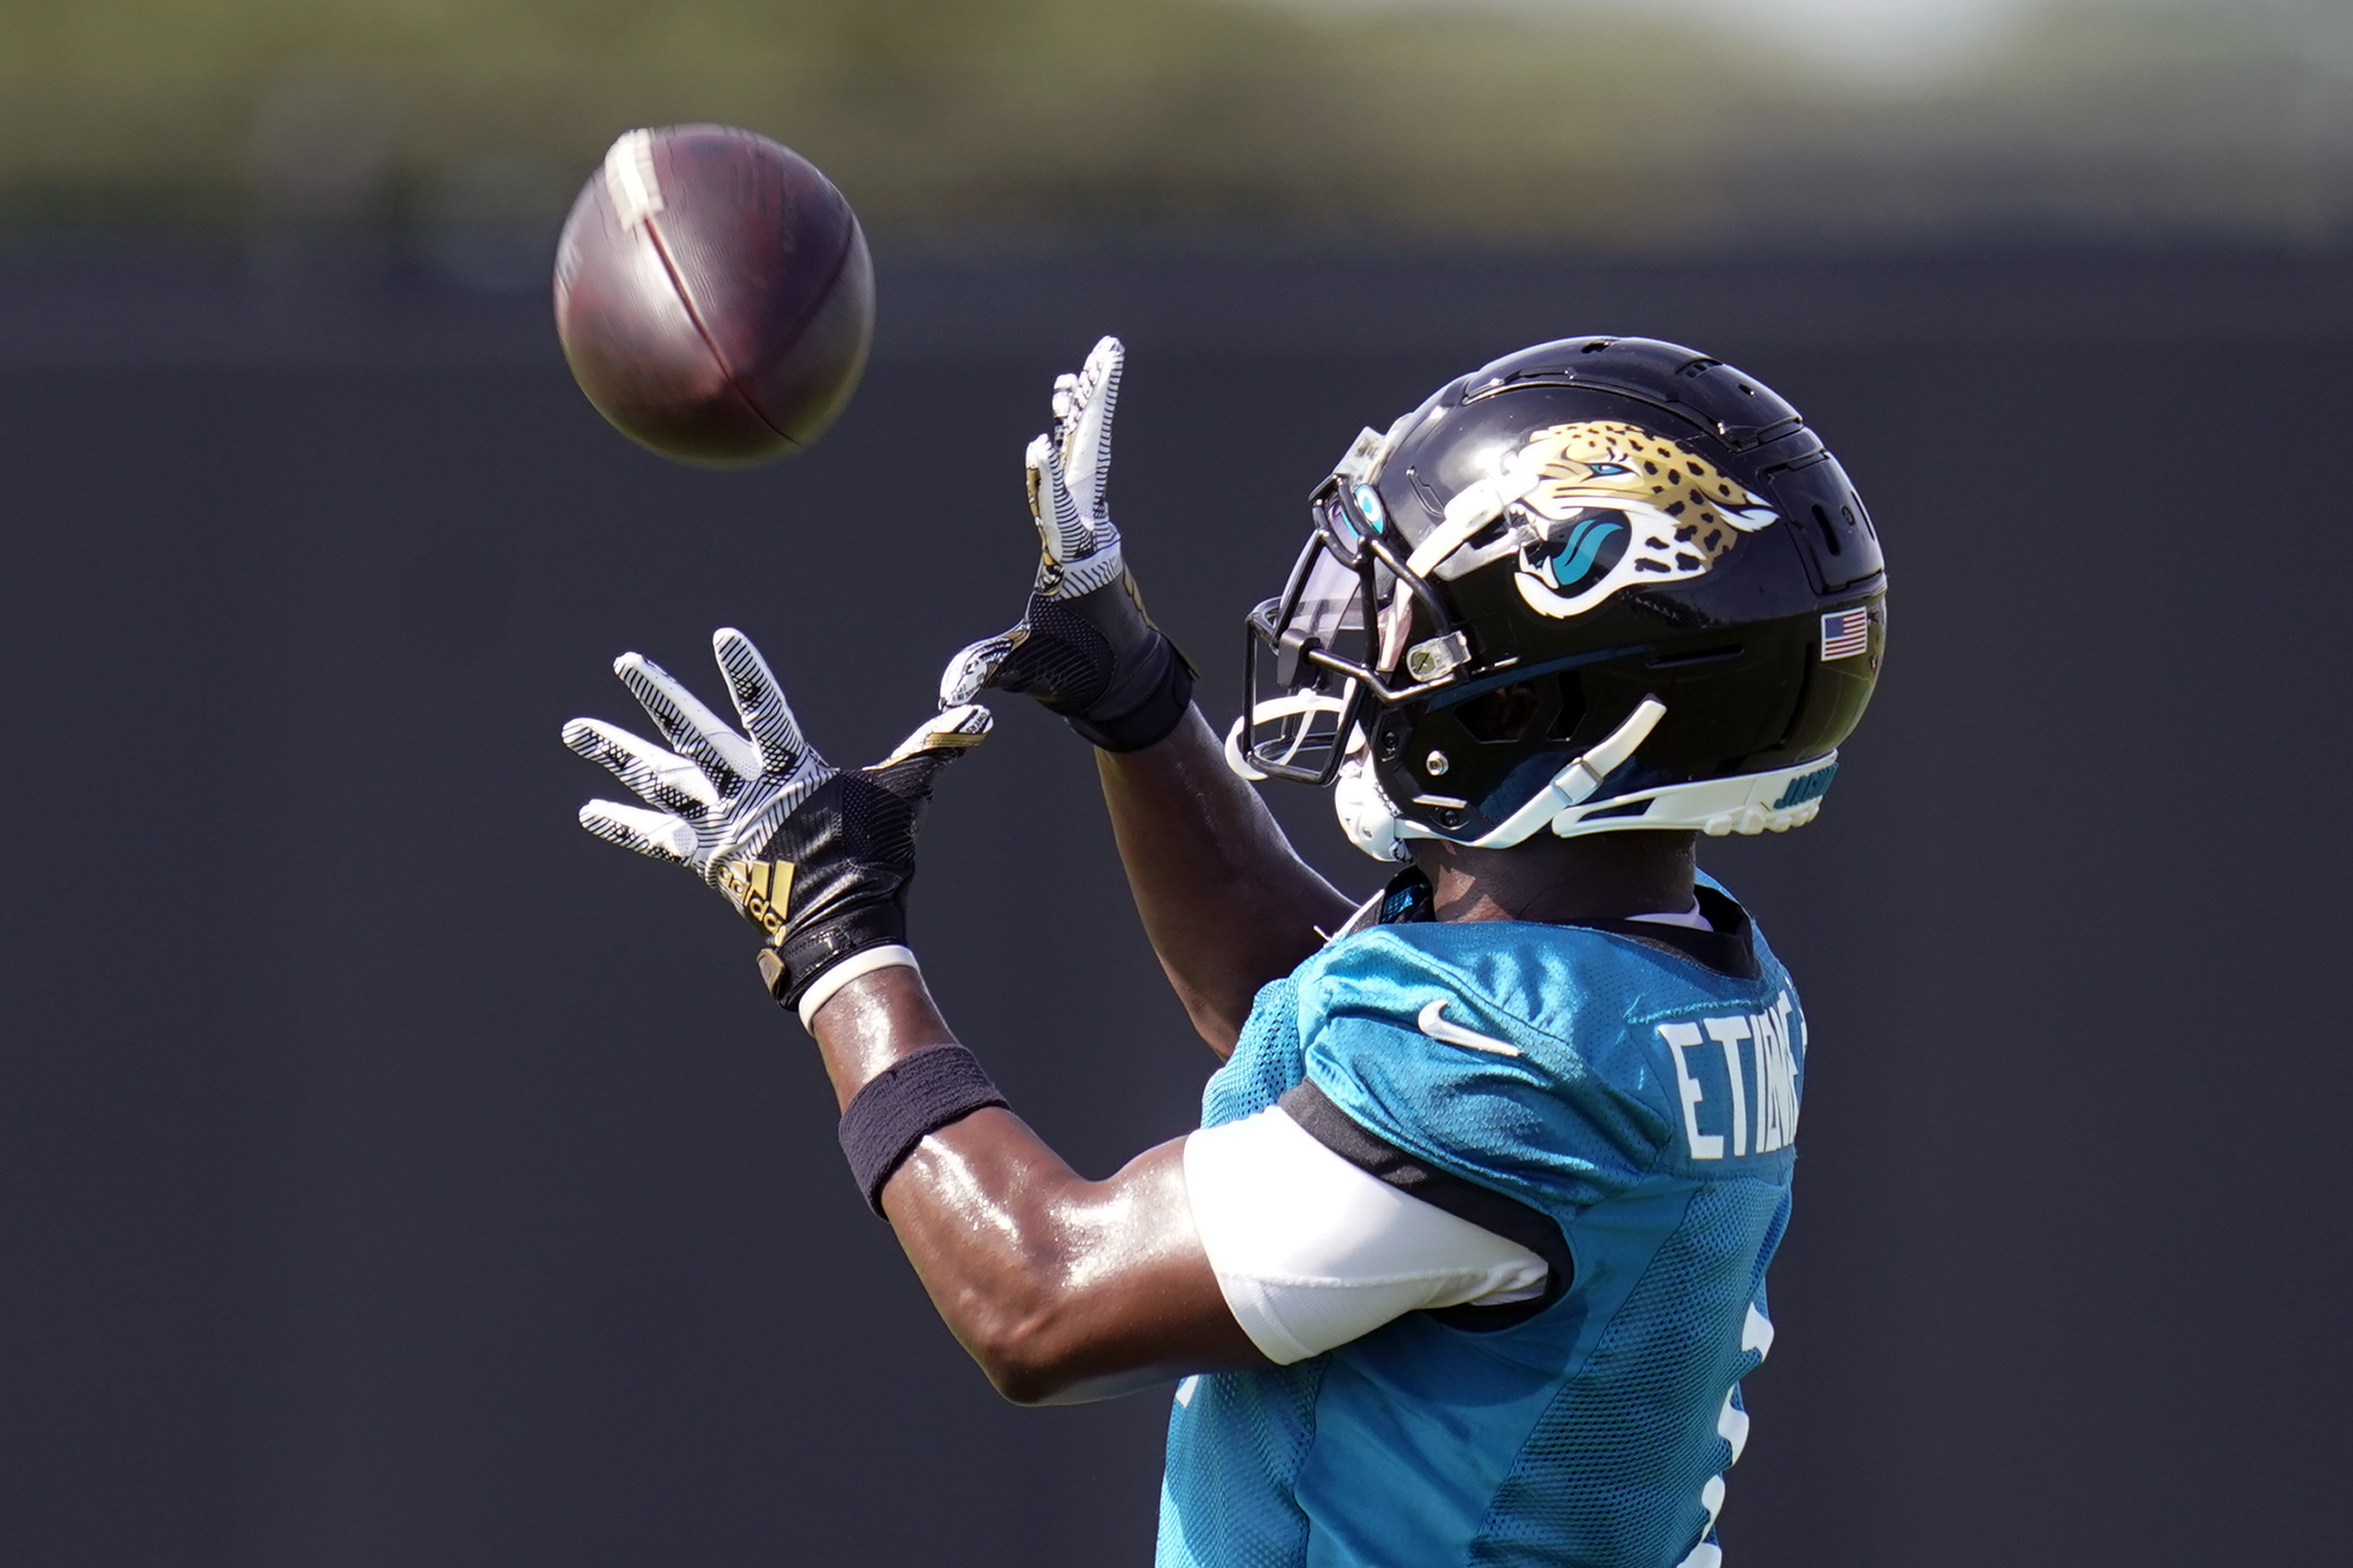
[1233,336,1886,861]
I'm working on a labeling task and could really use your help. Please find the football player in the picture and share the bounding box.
[562,334,1886,1567]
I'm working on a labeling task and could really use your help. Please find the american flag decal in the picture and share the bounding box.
[1820,608,1870,661]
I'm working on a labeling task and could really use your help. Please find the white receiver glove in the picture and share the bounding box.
[564,629,835,885]
[938,336,1195,750]
[563,627,991,1009]
[1027,333,1130,601]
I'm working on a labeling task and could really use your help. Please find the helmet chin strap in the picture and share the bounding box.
[1467,697,1668,849]
[1328,697,1669,860]
[1289,691,1839,862]
[1226,696,1417,863]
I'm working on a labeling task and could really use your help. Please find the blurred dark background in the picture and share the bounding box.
[2,2,2350,1565]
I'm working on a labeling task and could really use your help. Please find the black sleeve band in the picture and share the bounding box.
[838,1045,1008,1216]
[1067,637,1197,753]
[1278,1079,1573,1329]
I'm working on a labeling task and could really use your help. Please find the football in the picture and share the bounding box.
[553,125,875,466]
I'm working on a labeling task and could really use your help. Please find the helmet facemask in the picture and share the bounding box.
[1231,337,1886,863]
[1234,456,1467,791]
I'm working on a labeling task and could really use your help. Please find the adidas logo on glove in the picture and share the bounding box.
[721,858,796,945]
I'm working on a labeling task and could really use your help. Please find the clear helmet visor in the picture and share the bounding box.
[1293,544,1371,651]
[1240,532,1409,785]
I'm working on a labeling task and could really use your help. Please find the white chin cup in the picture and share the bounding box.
[1331,753,1409,863]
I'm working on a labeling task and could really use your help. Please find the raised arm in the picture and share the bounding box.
[562,627,1547,1404]
[1096,709,1351,1054]
[940,337,1354,1051]
[562,626,1269,1400]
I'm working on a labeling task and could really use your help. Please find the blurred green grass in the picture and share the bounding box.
[0,0,2346,245]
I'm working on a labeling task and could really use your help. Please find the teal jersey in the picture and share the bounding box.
[1156,879,1803,1568]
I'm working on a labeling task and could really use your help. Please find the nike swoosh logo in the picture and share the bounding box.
[1417,998,1521,1057]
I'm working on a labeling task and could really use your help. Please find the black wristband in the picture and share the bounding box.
[837,1045,1008,1215]
[1068,638,1198,752]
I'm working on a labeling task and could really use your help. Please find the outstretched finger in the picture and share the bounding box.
[578,799,698,863]
[562,718,720,814]
[1060,335,1123,515]
[1026,434,1090,565]
[615,652,760,786]
[712,627,815,777]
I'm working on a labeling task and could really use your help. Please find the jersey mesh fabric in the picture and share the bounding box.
[1159,976,1323,1568]
[1159,878,1807,1568]
[1471,1182,1789,1567]
[1201,975,1310,1126]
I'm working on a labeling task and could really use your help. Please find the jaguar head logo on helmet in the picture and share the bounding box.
[1506,419,1780,617]
[1233,336,1887,861]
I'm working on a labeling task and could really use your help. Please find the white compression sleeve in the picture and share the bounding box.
[1183,1106,1552,1365]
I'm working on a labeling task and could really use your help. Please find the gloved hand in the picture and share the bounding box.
[938,335,1195,751]
[563,627,991,1012]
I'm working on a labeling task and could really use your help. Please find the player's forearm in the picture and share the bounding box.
[810,967,1265,1403]
[888,1121,1258,1404]
[1097,705,1356,1056]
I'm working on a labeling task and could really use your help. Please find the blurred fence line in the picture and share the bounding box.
[0,0,2348,250]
